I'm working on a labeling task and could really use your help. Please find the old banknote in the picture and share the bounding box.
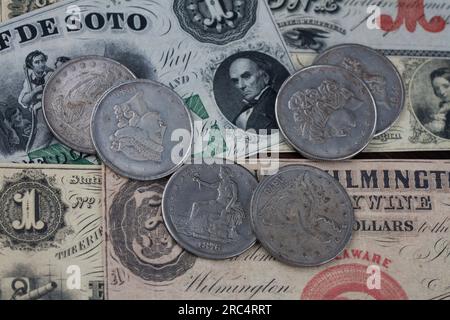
[104,160,450,300]
[0,164,103,300]
[0,0,294,163]
[269,0,450,56]
[269,0,450,152]
[1,0,57,22]
[366,56,450,152]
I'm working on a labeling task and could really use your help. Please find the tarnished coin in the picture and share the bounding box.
[91,79,193,181]
[162,164,258,260]
[276,65,377,160]
[250,165,354,267]
[314,44,405,136]
[43,56,135,154]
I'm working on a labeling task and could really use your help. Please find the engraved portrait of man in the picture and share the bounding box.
[213,51,290,133]
[229,57,278,131]
[18,50,55,152]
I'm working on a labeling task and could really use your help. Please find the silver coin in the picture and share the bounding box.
[314,44,405,136]
[43,56,136,154]
[276,65,377,160]
[91,79,193,181]
[162,164,258,260]
[250,165,355,267]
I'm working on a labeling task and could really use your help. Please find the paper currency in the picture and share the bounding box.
[1,0,58,22]
[269,0,450,56]
[1,0,99,163]
[367,56,450,152]
[0,0,294,163]
[105,160,450,300]
[269,0,450,153]
[0,163,103,300]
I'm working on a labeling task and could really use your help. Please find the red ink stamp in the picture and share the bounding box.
[380,0,446,33]
[301,263,408,300]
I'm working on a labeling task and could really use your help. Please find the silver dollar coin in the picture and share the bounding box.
[91,79,193,181]
[276,65,377,160]
[162,164,258,260]
[251,165,355,267]
[314,44,405,136]
[43,56,136,154]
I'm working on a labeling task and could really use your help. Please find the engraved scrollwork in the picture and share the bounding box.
[109,180,195,282]
[173,0,258,45]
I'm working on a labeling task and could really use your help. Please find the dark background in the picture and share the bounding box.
[213,51,291,126]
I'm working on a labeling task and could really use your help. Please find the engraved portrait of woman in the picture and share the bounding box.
[423,68,450,139]
[410,61,450,141]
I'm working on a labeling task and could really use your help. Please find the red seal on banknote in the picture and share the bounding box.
[301,263,408,300]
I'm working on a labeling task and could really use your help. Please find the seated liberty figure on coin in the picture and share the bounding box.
[162,164,258,260]
[189,166,245,241]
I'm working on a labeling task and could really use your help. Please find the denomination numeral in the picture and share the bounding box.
[12,189,45,231]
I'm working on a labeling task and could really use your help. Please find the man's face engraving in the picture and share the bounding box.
[229,58,270,101]
[31,55,47,76]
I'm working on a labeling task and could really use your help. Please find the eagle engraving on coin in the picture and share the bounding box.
[109,180,195,282]
[43,56,135,154]
[52,67,129,128]
[260,171,344,244]
[0,170,69,248]
[110,91,167,162]
[288,79,363,143]
[251,165,354,267]
[173,0,258,45]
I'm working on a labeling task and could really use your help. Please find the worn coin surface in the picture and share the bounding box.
[315,44,405,136]
[43,56,135,154]
[162,164,258,260]
[276,65,377,160]
[91,79,193,181]
[250,165,355,267]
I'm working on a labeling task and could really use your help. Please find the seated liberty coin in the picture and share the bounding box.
[91,79,193,180]
[162,164,258,260]
[250,165,355,267]
[276,65,377,160]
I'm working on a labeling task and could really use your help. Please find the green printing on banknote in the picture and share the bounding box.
[28,144,98,165]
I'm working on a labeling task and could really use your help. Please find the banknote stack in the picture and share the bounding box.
[0,0,448,301]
